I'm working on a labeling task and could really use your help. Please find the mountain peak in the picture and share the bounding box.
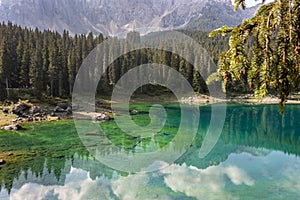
[0,0,255,35]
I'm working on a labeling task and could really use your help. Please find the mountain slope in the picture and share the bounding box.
[0,0,257,35]
[185,0,258,31]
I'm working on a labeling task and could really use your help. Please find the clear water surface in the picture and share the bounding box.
[0,103,299,200]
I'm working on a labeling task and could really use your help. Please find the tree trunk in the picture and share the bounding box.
[51,79,53,97]
[6,78,9,98]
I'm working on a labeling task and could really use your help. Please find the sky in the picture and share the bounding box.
[231,0,274,7]
[244,0,261,7]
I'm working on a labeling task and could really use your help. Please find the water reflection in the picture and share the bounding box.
[2,150,300,200]
[0,104,299,199]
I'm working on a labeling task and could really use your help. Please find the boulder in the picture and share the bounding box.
[12,103,30,115]
[54,106,65,112]
[1,125,12,130]
[29,106,41,114]
[66,106,72,114]
[12,124,22,130]
[33,113,42,117]
[27,117,33,122]
[1,124,23,131]
[21,113,28,118]
[50,112,56,117]
[96,100,104,106]
[0,159,5,165]
[56,102,69,110]
[12,117,23,123]
[2,108,9,114]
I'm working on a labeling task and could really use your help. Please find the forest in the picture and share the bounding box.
[0,22,231,100]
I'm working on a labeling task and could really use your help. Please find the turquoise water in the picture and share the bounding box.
[0,103,300,199]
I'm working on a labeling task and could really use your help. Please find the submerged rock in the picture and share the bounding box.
[130,110,139,115]
[92,113,111,121]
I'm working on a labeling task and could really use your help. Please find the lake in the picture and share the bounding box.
[0,103,300,199]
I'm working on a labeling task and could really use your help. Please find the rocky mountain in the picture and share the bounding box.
[0,0,257,35]
[185,0,259,31]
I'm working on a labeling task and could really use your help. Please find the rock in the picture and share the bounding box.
[2,108,9,113]
[66,106,72,114]
[21,113,28,118]
[12,124,23,130]
[27,117,33,122]
[12,103,30,115]
[41,116,47,121]
[1,125,12,130]
[29,106,41,114]
[54,106,65,112]
[92,113,111,121]
[96,101,104,106]
[1,124,23,131]
[50,112,56,117]
[12,117,23,123]
[130,110,139,115]
[57,102,69,110]
[0,159,5,165]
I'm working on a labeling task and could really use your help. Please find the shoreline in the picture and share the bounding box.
[1,93,300,128]
[181,94,300,105]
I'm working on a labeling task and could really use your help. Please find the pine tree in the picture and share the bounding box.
[210,0,300,109]
[16,35,23,87]
[0,40,10,97]
[48,37,59,96]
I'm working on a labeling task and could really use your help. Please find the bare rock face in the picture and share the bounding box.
[0,0,256,35]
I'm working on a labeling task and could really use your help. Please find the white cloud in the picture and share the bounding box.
[112,173,150,200]
[161,163,254,200]
[7,150,300,200]
[9,167,113,200]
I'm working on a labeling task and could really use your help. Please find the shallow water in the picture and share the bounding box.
[0,103,300,199]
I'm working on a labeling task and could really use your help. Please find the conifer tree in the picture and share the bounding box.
[210,0,300,108]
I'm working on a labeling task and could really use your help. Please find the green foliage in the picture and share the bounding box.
[211,0,300,110]
[0,22,105,99]
[209,26,233,37]
[0,22,231,99]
